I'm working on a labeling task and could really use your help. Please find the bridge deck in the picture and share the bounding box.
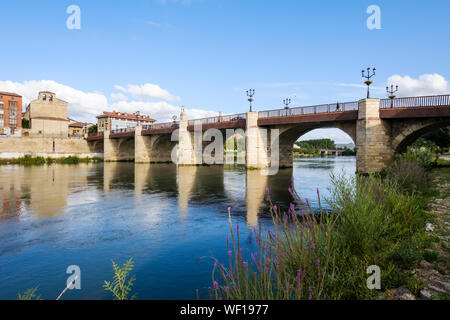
[87,94,450,140]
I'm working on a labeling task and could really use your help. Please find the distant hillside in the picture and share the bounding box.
[336,143,355,150]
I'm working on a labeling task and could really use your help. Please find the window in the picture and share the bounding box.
[42,94,46,100]
[9,101,17,129]
[0,102,3,128]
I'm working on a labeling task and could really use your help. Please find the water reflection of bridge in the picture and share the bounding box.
[0,163,295,226]
[103,163,294,226]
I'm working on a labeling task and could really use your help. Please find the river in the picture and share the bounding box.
[0,156,355,299]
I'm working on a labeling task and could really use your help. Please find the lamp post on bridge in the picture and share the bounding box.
[386,85,399,108]
[283,98,291,109]
[362,67,376,98]
[246,89,255,112]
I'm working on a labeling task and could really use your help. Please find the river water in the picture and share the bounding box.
[0,157,355,299]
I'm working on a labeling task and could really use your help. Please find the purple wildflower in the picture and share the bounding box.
[317,259,320,266]
[311,242,315,250]
[214,281,219,290]
[308,286,312,300]
[273,205,277,212]
[289,203,295,213]
[295,269,302,282]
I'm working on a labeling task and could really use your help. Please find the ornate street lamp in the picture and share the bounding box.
[386,85,399,108]
[362,67,376,98]
[246,89,255,112]
[283,98,291,109]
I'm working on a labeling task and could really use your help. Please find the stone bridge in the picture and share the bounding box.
[87,94,450,173]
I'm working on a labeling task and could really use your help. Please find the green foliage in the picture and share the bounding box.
[22,119,30,129]
[1,155,103,166]
[212,159,434,300]
[398,146,437,168]
[420,126,450,151]
[0,155,46,165]
[406,275,425,296]
[17,287,41,300]
[423,250,440,263]
[295,139,336,155]
[88,124,98,134]
[103,258,136,300]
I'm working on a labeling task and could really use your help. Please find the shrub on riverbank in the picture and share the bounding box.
[211,160,434,300]
[0,155,102,165]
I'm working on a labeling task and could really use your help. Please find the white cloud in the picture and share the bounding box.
[0,80,216,123]
[110,92,128,101]
[110,100,217,122]
[387,74,449,97]
[0,80,108,123]
[115,83,180,102]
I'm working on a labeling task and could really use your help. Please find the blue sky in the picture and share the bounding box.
[1,0,449,142]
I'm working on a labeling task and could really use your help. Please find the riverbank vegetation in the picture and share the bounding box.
[293,139,356,157]
[210,145,448,300]
[0,155,103,166]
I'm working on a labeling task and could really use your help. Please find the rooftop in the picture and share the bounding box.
[0,91,22,98]
[97,111,156,122]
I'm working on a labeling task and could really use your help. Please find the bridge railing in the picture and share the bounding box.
[87,131,104,138]
[258,101,358,118]
[187,113,247,126]
[142,122,179,130]
[380,94,450,109]
[110,127,136,134]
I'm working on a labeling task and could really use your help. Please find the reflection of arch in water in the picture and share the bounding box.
[189,166,225,204]
[103,162,135,192]
[266,167,294,211]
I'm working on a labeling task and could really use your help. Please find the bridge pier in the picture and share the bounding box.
[246,111,269,169]
[135,126,152,163]
[103,130,120,161]
[356,98,394,173]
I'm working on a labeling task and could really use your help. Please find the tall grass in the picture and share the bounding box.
[0,155,102,166]
[211,165,432,300]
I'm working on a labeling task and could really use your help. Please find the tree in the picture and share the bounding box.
[88,124,98,134]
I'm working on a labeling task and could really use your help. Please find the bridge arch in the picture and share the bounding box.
[276,122,356,167]
[391,118,450,154]
[151,134,177,163]
[117,138,135,161]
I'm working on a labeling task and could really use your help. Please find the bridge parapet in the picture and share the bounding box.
[380,94,450,109]
[258,101,358,118]
[187,113,247,126]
